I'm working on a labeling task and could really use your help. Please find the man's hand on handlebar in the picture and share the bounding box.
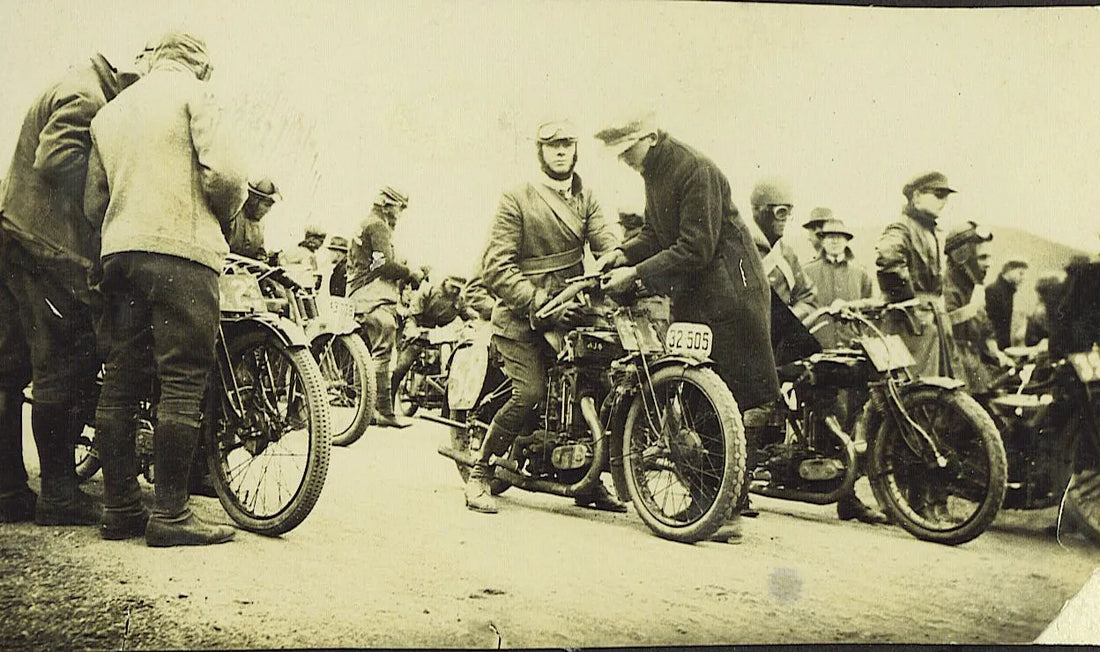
[531,303,584,330]
[601,266,638,294]
[596,249,627,273]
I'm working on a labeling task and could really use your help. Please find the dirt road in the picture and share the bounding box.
[1,414,1097,648]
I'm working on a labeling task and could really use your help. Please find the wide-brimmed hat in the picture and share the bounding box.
[803,207,833,228]
[818,218,854,240]
[903,171,956,198]
[593,111,658,156]
[326,235,349,252]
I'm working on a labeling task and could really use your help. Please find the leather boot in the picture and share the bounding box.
[32,402,101,526]
[0,390,36,523]
[373,370,410,429]
[836,493,889,525]
[464,424,510,513]
[738,407,768,518]
[145,420,234,547]
[96,416,150,540]
[575,481,628,513]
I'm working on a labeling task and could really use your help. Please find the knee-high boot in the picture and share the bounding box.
[95,415,150,539]
[0,390,35,522]
[32,402,101,525]
[373,370,410,428]
[144,419,234,547]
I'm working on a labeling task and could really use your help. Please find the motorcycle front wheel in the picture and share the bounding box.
[868,386,1007,546]
[1063,410,1100,544]
[622,365,745,543]
[312,332,375,447]
[205,330,332,536]
[393,365,422,417]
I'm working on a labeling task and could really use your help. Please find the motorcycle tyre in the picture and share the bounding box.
[441,399,511,496]
[868,387,1007,546]
[393,366,421,418]
[313,332,375,447]
[1063,418,1100,545]
[205,330,332,536]
[622,365,745,544]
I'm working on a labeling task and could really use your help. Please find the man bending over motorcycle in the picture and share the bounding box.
[466,118,624,515]
[391,274,476,402]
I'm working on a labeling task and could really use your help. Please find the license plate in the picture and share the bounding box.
[664,322,713,360]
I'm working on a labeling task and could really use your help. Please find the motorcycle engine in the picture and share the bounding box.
[519,429,592,482]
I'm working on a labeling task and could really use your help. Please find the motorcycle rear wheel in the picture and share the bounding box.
[622,365,745,543]
[312,332,375,447]
[205,330,332,536]
[442,401,511,496]
[868,387,1007,546]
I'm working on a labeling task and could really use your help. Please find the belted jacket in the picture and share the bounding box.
[481,173,618,341]
[875,206,944,302]
[348,211,413,313]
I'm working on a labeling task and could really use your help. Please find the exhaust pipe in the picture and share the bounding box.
[750,415,859,505]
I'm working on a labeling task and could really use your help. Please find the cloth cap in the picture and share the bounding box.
[536,119,578,143]
[375,185,409,208]
[903,171,956,198]
[304,224,327,239]
[944,220,993,254]
[248,177,281,201]
[803,207,833,228]
[750,178,794,207]
[1001,259,1030,274]
[593,112,658,155]
[818,218,854,240]
[618,212,644,228]
[326,235,349,252]
[149,32,211,80]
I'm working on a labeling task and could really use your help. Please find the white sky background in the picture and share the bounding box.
[1,1,1098,277]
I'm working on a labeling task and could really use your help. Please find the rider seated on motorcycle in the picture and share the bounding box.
[466,118,625,515]
[943,221,1013,396]
[223,177,280,260]
[391,274,477,400]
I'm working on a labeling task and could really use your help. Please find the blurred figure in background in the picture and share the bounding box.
[282,224,327,288]
[224,177,279,260]
[803,218,873,349]
[618,211,644,240]
[1025,272,1065,348]
[796,206,833,263]
[326,235,349,297]
[984,258,1029,350]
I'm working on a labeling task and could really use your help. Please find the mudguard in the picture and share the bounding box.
[854,376,967,446]
[445,332,493,411]
[606,353,716,502]
[220,314,311,349]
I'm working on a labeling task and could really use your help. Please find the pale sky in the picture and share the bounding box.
[1,1,1097,277]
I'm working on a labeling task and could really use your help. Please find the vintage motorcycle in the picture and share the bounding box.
[981,261,1100,542]
[71,255,334,536]
[263,257,376,447]
[749,298,1008,545]
[434,273,746,543]
[393,320,472,417]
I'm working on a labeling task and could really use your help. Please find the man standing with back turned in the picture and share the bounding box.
[86,32,246,546]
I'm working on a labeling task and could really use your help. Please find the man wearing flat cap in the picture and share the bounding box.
[465,118,622,515]
[86,31,245,546]
[224,176,280,260]
[875,171,956,377]
[348,185,423,428]
[326,235,349,297]
[595,113,780,542]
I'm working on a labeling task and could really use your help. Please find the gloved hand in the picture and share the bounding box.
[596,249,628,272]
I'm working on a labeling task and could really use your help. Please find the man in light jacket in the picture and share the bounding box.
[85,32,247,547]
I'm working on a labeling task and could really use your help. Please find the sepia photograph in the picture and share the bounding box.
[0,0,1098,647]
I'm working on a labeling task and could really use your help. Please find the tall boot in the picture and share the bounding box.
[373,370,410,429]
[0,390,35,523]
[32,402,101,525]
[144,419,234,547]
[464,424,510,514]
[95,416,150,540]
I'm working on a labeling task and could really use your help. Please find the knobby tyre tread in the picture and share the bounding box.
[622,365,745,543]
[206,331,332,536]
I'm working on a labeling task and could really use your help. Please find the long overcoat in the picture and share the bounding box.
[620,133,779,410]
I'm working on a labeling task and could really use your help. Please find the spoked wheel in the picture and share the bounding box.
[869,387,1007,545]
[622,365,745,543]
[394,366,422,417]
[312,333,375,447]
[205,331,332,536]
[75,426,100,482]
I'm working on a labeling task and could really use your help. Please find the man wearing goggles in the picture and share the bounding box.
[748,178,818,321]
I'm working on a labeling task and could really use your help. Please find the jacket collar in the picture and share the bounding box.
[89,53,132,102]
